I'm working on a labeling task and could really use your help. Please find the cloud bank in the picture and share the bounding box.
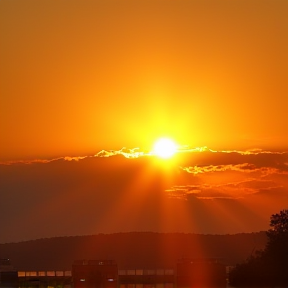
[0,147,287,243]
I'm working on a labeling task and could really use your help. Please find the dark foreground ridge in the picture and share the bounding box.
[0,232,267,271]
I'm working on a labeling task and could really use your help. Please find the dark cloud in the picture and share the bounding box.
[1,148,287,243]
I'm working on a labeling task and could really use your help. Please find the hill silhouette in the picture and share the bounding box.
[0,232,267,271]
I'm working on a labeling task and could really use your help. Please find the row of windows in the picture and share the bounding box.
[18,271,72,277]
[18,270,173,278]
[119,270,174,276]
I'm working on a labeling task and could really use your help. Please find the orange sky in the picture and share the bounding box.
[1,0,287,161]
[1,0,288,243]
[1,148,288,243]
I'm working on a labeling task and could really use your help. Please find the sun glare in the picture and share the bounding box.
[152,138,177,159]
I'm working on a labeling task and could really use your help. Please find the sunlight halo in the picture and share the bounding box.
[152,138,177,159]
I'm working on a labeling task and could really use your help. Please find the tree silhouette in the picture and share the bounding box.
[229,209,288,286]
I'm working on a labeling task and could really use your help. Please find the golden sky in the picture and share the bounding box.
[1,0,288,242]
[1,0,287,161]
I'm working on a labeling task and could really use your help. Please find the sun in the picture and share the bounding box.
[152,138,177,159]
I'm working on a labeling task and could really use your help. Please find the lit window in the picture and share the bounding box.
[80,279,85,282]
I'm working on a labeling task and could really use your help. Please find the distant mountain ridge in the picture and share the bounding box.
[0,232,267,271]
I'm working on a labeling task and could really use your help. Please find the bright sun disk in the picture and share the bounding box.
[152,138,177,159]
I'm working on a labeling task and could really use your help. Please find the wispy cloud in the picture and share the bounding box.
[181,164,288,176]
[95,147,145,158]
[166,176,286,200]
[2,146,287,165]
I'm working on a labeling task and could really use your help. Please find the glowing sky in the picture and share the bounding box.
[0,0,288,243]
[1,0,287,161]
[1,148,288,243]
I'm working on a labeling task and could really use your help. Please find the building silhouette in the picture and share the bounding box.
[0,259,18,287]
[72,260,118,288]
[7,258,227,288]
[176,258,226,287]
[118,268,174,288]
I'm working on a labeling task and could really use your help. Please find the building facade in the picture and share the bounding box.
[72,260,118,288]
[176,258,226,288]
[0,259,18,287]
[118,269,174,288]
